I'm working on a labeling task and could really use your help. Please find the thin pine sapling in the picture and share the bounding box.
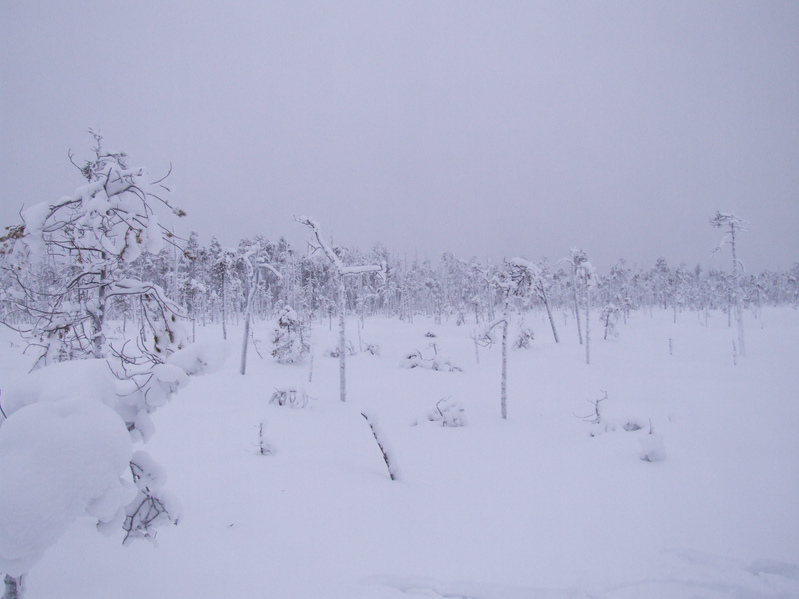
[601,303,621,340]
[711,211,748,357]
[239,244,281,374]
[271,307,310,364]
[477,260,530,419]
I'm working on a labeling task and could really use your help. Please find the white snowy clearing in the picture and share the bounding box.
[1,307,798,598]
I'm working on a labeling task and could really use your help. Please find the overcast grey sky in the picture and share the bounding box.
[2,1,797,272]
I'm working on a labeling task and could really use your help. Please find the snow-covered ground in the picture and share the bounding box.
[2,307,798,598]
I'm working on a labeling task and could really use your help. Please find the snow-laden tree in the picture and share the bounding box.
[0,135,220,597]
[0,132,186,368]
[509,257,559,343]
[711,211,747,357]
[296,217,384,402]
[208,239,238,340]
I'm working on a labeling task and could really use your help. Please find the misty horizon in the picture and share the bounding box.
[2,1,797,273]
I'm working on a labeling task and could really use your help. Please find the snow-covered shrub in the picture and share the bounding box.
[400,344,462,372]
[639,432,667,462]
[0,338,225,587]
[512,321,535,350]
[363,343,380,356]
[270,387,312,408]
[574,395,666,461]
[427,397,466,427]
[121,450,182,545]
[167,341,229,377]
[271,307,310,364]
[324,341,356,358]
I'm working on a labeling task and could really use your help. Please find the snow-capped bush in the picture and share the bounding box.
[400,344,462,372]
[0,331,227,584]
[270,387,312,408]
[324,341,356,358]
[639,432,667,462]
[0,397,135,577]
[167,341,229,376]
[122,450,182,545]
[427,397,466,427]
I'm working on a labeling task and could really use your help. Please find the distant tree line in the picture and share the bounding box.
[5,224,795,343]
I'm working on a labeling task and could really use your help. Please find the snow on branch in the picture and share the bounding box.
[508,257,542,277]
[295,215,345,271]
[295,215,385,278]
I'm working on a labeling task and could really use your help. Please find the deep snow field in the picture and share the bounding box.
[2,307,799,598]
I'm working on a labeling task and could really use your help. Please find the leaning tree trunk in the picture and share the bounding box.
[539,282,559,343]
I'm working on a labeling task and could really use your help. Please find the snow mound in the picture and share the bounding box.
[0,397,135,576]
[167,341,229,376]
